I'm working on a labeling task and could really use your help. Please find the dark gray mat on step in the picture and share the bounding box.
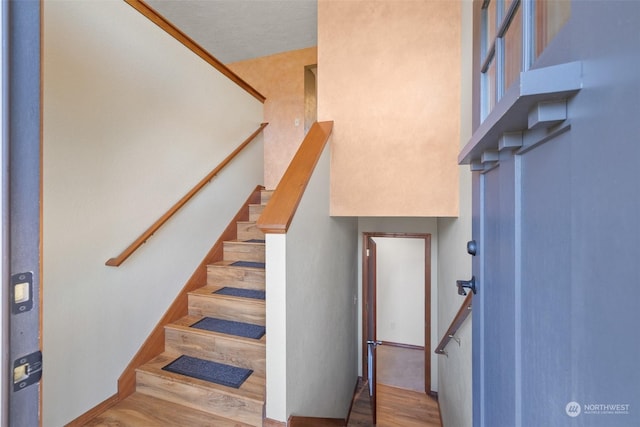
[191,317,265,339]
[162,355,252,388]
[214,287,265,300]
[244,239,265,243]
[231,261,265,269]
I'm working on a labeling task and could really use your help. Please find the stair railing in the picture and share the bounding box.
[435,292,473,356]
[256,121,333,234]
[106,123,268,267]
[124,0,265,103]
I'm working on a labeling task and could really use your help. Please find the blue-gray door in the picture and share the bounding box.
[467,1,640,426]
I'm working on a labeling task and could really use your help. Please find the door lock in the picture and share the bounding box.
[457,276,477,296]
[13,351,42,392]
[11,272,34,314]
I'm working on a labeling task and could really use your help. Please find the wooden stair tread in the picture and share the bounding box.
[167,315,266,344]
[137,352,265,402]
[83,392,253,427]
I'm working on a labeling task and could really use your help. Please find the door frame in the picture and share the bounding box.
[5,1,43,425]
[362,232,432,394]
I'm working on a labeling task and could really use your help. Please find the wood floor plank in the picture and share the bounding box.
[83,392,253,427]
[346,379,372,426]
[376,384,441,427]
[347,380,441,427]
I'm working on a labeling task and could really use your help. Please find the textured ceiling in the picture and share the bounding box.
[146,0,318,64]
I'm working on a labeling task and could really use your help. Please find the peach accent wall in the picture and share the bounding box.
[228,47,317,190]
[318,0,461,216]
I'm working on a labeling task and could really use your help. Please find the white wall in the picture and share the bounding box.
[375,237,425,346]
[265,139,358,421]
[436,1,474,426]
[265,233,287,420]
[357,218,438,391]
[42,1,263,425]
[436,167,472,427]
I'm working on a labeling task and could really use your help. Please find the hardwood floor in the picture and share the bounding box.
[348,380,441,427]
[84,380,441,426]
[83,392,253,426]
[376,384,441,427]
[347,378,373,426]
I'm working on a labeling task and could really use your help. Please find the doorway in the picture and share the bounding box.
[362,233,432,420]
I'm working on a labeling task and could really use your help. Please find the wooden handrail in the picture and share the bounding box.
[435,292,473,355]
[106,123,268,267]
[256,121,333,234]
[123,0,266,103]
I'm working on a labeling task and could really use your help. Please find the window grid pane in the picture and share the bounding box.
[504,4,522,92]
[505,0,515,14]
[482,57,497,121]
[480,0,571,122]
[487,0,496,51]
[535,0,571,58]
[481,7,489,62]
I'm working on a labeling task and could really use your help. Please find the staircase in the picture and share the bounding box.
[84,190,271,426]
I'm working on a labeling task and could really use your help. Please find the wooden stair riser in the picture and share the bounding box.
[188,293,265,326]
[260,190,273,205]
[136,370,263,426]
[248,204,265,222]
[237,221,265,241]
[207,265,265,290]
[165,327,265,376]
[223,241,265,263]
